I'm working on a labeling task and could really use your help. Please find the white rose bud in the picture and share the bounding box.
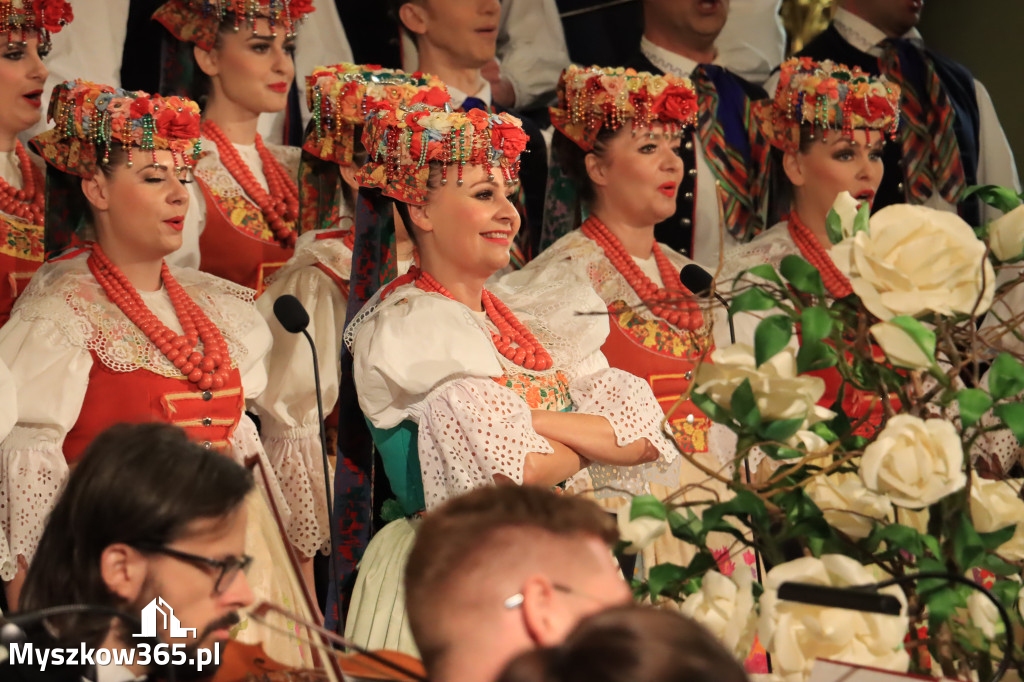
[680,569,757,659]
[988,204,1024,262]
[806,472,892,540]
[859,415,967,509]
[616,503,668,555]
[967,591,1002,640]
[869,321,933,370]
[970,477,1024,560]
[758,555,909,682]
[831,203,995,320]
[832,190,861,239]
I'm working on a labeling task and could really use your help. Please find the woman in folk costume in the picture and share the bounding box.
[496,65,742,581]
[0,81,318,665]
[152,0,313,294]
[0,0,73,325]
[721,59,899,436]
[343,102,678,653]
[251,63,450,577]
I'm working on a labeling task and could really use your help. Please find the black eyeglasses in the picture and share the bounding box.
[134,544,253,595]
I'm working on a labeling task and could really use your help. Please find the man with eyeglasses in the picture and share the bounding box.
[404,485,633,682]
[2,422,255,682]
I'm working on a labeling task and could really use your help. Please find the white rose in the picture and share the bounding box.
[680,569,757,659]
[805,472,892,540]
[859,415,967,509]
[869,321,933,370]
[967,591,1002,640]
[616,503,668,555]
[890,507,929,534]
[988,204,1024,262]
[758,554,909,682]
[971,478,1024,560]
[831,191,861,240]
[830,203,995,320]
[694,344,834,434]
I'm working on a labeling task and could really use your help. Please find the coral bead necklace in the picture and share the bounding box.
[87,243,232,390]
[581,215,703,330]
[0,141,44,225]
[413,267,553,371]
[787,211,853,298]
[201,120,299,248]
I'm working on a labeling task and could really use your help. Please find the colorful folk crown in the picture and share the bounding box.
[0,0,73,46]
[755,58,902,153]
[304,63,451,167]
[153,0,314,51]
[30,80,203,178]
[356,104,530,205]
[550,64,698,152]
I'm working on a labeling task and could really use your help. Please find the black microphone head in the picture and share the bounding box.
[679,263,714,297]
[273,294,310,334]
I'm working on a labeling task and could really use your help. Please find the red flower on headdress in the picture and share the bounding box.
[156,107,200,139]
[491,121,529,160]
[652,84,697,123]
[466,107,491,131]
[847,94,895,122]
[284,0,315,18]
[411,86,449,108]
[405,110,429,132]
[816,77,839,101]
[130,98,154,117]
[36,0,73,32]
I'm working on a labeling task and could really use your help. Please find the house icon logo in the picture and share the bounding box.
[134,597,197,638]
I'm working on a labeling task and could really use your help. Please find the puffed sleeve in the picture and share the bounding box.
[251,266,345,557]
[0,313,92,581]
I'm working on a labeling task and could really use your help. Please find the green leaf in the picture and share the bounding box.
[800,307,833,345]
[952,512,986,568]
[690,391,732,424]
[758,417,805,443]
[730,379,761,430]
[887,315,937,365]
[796,340,839,373]
[825,208,843,244]
[630,494,667,521]
[988,352,1024,400]
[864,524,924,557]
[854,198,871,235]
[729,288,777,316]
[667,509,702,544]
[754,315,793,367]
[744,264,784,286]
[810,421,839,443]
[991,579,1022,608]
[957,388,994,429]
[780,255,826,296]
[994,403,1024,445]
[977,552,1023,578]
[925,586,968,629]
[979,525,1016,551]
[647,563,687,599]
[963,184,1023,215]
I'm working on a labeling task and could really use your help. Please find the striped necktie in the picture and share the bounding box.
[879,38,966,206]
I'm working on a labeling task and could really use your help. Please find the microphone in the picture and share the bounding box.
[779,572,1012,682]
[272,294,338,590]
[679,263,734,344]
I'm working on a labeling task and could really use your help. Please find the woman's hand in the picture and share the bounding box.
[531,410,662,468]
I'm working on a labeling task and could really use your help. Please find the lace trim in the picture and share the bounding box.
[195,139,301,203]
[261,431,332,557]
[719,222,795,285]
[266,223,355,288]
[10,256,259,375]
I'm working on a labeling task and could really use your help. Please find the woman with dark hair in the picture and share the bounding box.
[0,81,313,664]
[497,65,738,578]
[342,102,678,652]
[152,0,312,294]
[721,59,899,289]
[496,605,750,682]
[0,0,73,326]
[253,63,448,565]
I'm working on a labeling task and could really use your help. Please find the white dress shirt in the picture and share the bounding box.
[716,0,785,86]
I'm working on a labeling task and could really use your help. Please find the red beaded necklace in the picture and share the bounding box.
[0,141,44,225]
[87,244,233,390]
[580,215,703,330]
[413,267,553,371]
[201,120,299,248]
[786,212,853,298]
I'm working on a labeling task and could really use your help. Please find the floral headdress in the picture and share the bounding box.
[30,79,203,178]
[153,0,314,51]
[356,104,530,205]
[304,63,451,167]
[0,0,74,47]
[550,64,698,152]
[755,58,901,154]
